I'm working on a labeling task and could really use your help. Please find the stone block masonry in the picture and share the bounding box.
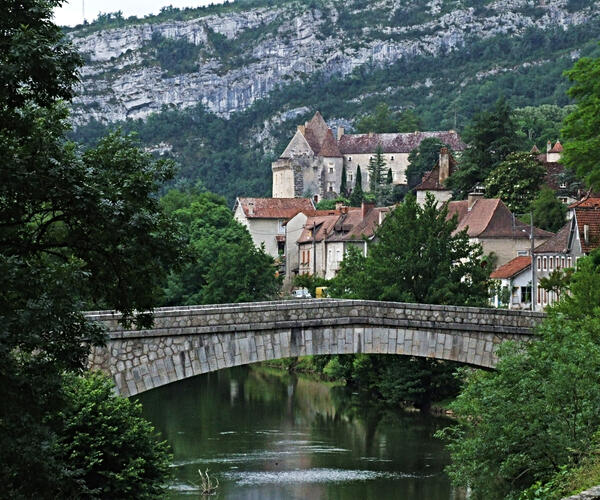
[86,299,544,397]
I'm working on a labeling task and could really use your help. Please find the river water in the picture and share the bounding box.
[138,366,465,499]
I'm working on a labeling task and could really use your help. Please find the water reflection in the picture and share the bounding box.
[137,366,464,500]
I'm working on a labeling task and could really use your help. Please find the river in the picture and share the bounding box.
[138,365,465,499]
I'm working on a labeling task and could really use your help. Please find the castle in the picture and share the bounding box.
[272,111,466,201]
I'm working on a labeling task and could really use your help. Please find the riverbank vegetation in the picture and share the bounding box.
[1,2,182,497]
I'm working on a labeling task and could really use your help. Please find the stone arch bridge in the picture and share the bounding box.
[86,299,544,397]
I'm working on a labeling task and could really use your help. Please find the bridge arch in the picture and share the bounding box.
[87,299,544,397]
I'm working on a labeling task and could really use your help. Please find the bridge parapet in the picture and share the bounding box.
[86,300,544,397]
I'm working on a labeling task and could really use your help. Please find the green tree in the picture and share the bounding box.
[529,186,568,232]
[386,167,393,184]
[396,109,424,132]
[349,166,364,206]
[440,252,600,499]
[484,151,546,213]
[1,2,181,496]
[562,52,600,189]
[161,189,281,305]
[340,163,348,194]
[448,97,524,198]
[55,373,172,498]
[405,137,446,189]
[512,104,575,146]
[355,103,398,133]
[328,194,491,410]
[368,145,387,191]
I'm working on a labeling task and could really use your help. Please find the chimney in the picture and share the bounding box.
[298,125,306,134]
[361,201,375,219]
[467,191,483,211]
[335,201,344,211]
[438,147,450,184]
[337,126,345,140]
[248,202,254,216]
[584,224,589,244]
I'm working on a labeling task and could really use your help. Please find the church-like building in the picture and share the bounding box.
[272,111,466,201]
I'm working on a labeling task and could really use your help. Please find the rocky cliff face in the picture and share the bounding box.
[69,0,599,125]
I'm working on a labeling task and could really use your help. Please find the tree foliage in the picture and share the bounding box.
[484,151,546,214]
[529,186,568,233]
[447,98,525,198]
[405,137,446,189]
[160,189,281,305]
[1,2,181,496]
[562,51,600,190]
[326,194,491,410]
[440,250,600,499]
[55,373,172,499]
[349,166,364,206]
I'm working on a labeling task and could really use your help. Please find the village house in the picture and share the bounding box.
[415,147,456,206]
[447,192,554,267]
[489,256,533,310]
[533,140,582,205]
[272,111,466,202]
[532,195,600,309]
[233,197,314,258]
[285,202,390,284]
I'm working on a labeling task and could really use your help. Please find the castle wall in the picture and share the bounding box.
[343,153,409,190]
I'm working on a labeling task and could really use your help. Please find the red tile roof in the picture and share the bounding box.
[572,197,600,253]
[447,198,554,239]
[338,130,466,154]
[298,213,345,243]
[490,256,531,279]
[550,141,564,153]
[302,111,330,154]
[318,128,343,157]
[415,150,458,191]
[235,197,314,219]
[534,221,572,254]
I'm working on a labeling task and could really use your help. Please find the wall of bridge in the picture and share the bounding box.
[86,299,544,397]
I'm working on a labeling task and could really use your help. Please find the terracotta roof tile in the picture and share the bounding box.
[235,197,314,219]
[338,131,466,155]
[572,198,600,253]
[550,141,564,153]
[318,128,343,157]
[447,198,554,239]
[415,151,458,191]
[302,111,330,154]
[534,221,572,254]
[490,256,531,279]
[298,214,342,243]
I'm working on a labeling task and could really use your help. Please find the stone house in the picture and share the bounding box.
[534,140,582,205]
[272,111,466,202]
[447,193,554,267]
[489,256,533,310]
[415,147,457,206]
[288,202,390,281]
[233,197,314,258]
[533,195,600,310]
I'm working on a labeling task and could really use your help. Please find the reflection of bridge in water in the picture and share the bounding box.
[86,299,544,397]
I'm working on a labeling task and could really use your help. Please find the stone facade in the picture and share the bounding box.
[87,299,543,397]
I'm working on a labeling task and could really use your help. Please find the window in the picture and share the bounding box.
[561,257,565,268]
[567,257,572,268]
[307,250,311,264]
[544,289,548,304]
[560,197,568,204]
[521,286,532,304]
[517,250,528,257]
[537,287,541,304]
[543,257,547,271]
[349,174,353,181]
[549,257,553,271]
[537,257,541,271]
[391,156,395,161]
[329,167,334,174]
[348,157,352,162]
[560,182,567,189]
